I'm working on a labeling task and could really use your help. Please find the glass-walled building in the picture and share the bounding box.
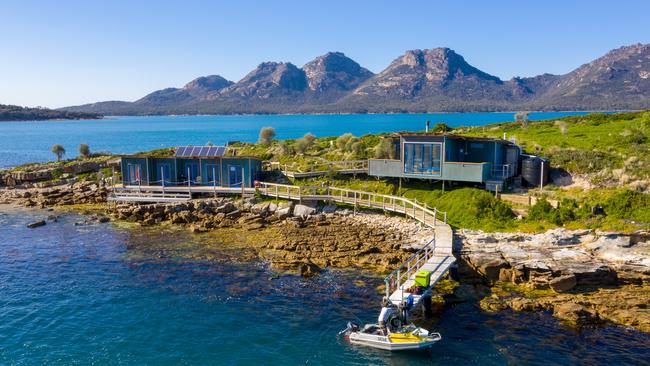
[369,134,522,191]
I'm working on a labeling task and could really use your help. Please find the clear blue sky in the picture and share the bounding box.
[1,0,648,108]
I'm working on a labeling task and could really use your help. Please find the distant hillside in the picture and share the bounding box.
[0,104,102,121]
[62,43,650,115]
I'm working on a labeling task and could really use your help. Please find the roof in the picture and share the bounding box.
[399,133,513,144]
[174,146,226,158]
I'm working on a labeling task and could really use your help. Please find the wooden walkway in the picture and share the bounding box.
[109,180,455,309]
[255,182,455,308]
[269,160,368,179]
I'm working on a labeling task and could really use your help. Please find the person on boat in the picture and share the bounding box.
[377,297,394,335]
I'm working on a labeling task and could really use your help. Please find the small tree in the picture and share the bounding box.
[515,112,529,129]
[78,143,90,158]
[258,127,276,145]
[52,144,66,162]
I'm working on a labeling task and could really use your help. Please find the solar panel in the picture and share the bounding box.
[174,146,227,158]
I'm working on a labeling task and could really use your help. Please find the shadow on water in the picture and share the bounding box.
[1,206,649,365]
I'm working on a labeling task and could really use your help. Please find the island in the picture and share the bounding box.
[0,104,103,121]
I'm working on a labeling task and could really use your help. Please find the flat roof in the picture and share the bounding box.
[398,133,513,144]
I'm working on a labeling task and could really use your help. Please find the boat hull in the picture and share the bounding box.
[348,332,440,351]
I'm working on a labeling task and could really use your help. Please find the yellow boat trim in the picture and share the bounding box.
[388,332,428,343]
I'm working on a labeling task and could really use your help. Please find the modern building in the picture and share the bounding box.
[119,146,263,188]
[368,134,522,191]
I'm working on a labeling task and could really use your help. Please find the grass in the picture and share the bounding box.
[457,110,650,184]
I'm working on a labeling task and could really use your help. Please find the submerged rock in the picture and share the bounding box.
[26,220,46,228]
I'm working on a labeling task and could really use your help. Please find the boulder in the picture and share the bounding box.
[549,274,577,293]
[293,204,316,218]
[298,261,321,277]
[216,202,236,214]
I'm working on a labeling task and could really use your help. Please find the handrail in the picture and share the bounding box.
[268,160,368,174]
[383,238,436,302]
[255,181,447,227]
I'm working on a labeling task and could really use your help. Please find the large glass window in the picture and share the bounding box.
[403,143,441,175]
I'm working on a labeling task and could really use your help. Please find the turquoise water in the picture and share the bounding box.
[0,112,588,168]
[1,207,649,365]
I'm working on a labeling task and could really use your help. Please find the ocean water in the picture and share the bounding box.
[1,207,648,365]
[0,112,588,168]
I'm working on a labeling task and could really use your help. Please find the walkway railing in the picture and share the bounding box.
[268,160,368,178]
[256,181,446,228]
[384,238,436,301]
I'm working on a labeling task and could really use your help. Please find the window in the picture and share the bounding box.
[403,143,441,175]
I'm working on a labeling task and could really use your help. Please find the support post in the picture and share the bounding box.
[241,166,245,198]
[161,166,165,197]
[187,166,191,195]
[213,166,217,198]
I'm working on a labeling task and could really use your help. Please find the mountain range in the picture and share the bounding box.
[63,43,650,114]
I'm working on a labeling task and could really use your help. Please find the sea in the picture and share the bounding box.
[3,112,649,365]
[0,112,589,168]
[0,207,649,365]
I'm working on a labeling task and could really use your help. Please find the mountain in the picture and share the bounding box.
[0,104,102,122]
[62,44,650,114]
[529,43,650,110]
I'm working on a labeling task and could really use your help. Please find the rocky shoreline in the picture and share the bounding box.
[1,175,650,332]
[111,197,434,275]
[457,229,650,332]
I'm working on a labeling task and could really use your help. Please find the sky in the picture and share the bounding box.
[1,0,649,108]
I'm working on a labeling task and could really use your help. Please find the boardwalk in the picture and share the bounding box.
[255,182,455,308]
[109,180,455,308]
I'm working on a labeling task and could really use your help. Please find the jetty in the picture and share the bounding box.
[109,179,455,309]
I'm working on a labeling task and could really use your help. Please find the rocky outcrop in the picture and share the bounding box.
[458,228,650,332]
[0,159,117,187]
[110,198,434,274]
[0,180,109,207]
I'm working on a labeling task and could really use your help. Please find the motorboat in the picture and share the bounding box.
[339,322,441,351]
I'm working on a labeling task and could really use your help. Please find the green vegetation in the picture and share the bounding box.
[458,110,650,185]
[78,143,91,158]
[0,104,102,121]
[258,127,276,145]
[51,144,66,162]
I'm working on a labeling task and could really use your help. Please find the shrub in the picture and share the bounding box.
[51,144,65,162]
[374,138,393,159]
[432,123,453,133]
[258,127,276,145]
[302,133,316,147]
[78,143,90,158]
[336,133,353,150]
[293,139,308,155]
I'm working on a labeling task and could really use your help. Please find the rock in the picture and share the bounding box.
[298,261,321,277]
[26,220,46,228]
[549,274,577,293]
[293,204,316,218]
[216,202,236,214]
[553,302,600,325]
[466,252,509,282]
[276,207,292,220]
[98,216,110,223]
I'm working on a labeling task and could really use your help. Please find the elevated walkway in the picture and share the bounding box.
[269,160,368,179]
